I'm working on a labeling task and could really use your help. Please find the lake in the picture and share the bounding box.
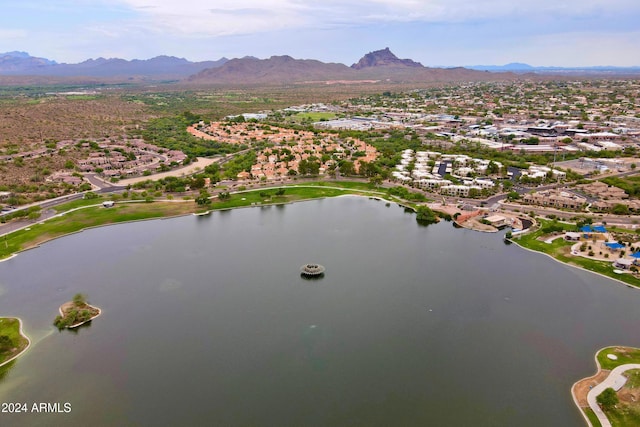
[1,196,638,426]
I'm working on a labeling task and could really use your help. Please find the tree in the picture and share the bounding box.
[369,174,383,188]
[415,205,438,225]
[218,191,231,201]
[298,159,320,176]
[338,161,355,176]
[191,176,206,189]
[468,188,481,198]
[612,204,630,215]
[73,293,87,306]
[487,161,499,175]
[195,189,212,206]
[596,387,618,411]
[506,191,520,201]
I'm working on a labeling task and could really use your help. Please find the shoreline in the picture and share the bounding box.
[0,185,397,262]
[571,347,609,427]
[0,317,31,369]
[507,236,640,290]
[1,183,637,290]
[58,302,102,329]
[571,346,640,427]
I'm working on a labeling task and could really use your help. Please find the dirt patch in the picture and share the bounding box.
[618,387,640,404]
[574,370,611,407]
[460,217,497,232]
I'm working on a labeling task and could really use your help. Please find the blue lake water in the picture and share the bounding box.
[0,196,639,426]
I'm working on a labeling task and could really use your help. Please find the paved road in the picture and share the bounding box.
[587,363,640,427]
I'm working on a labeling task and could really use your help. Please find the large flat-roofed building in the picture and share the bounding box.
[522,190,586,210]
[577,181,628,199]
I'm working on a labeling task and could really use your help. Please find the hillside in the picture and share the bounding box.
[188,55,357,84]
[188,49,518,85]
[0,52,227,78]
[0,48,522,85]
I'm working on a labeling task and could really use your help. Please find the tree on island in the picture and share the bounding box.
[54,293,99,330]
[72,293,87,305]
[597,387,619,411]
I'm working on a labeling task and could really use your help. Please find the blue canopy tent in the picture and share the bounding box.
[631,252,640,259]
[581,225,607,237]
[605,242,625,250]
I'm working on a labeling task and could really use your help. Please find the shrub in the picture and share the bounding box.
[596,388,618,411]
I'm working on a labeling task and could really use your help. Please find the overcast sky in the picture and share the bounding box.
[2,0,639,66]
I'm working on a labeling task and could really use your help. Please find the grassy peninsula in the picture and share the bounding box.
[0,317,30,366]
[0,181,433,261]
[574,347,640,427]
[510,219,640,288]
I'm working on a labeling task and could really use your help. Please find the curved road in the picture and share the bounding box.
[586,363,640,427]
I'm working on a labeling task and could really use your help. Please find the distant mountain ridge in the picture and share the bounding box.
[467,62,640,74]
[4,49,637,84]
[0,51,228,78]
[0,51,57,74]
[188,49,519,85]
[189,55,356,84]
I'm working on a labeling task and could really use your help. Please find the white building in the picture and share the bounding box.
[440,185,482,197]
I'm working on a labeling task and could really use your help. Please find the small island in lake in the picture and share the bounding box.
[54,293,101,330]
[0,317,30,367]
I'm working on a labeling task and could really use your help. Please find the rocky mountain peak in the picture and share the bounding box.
[351,48,423,70]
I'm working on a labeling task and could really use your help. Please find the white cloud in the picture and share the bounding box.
[5,0,640,65]
[111,0,640,34]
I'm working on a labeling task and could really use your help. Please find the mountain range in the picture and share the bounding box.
[0,51,228,78]
[2,48,638,86]
[465,62,640,74]
[187,48,519,85]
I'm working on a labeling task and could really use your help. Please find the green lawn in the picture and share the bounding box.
[584,407,603,427]
[513,220,640,287]
[52,197,106,212]
[578,348,640,427]
[605,374,640,427]
[211,186,373,210]
[0,181,431,261]
[286,112,337,123]
[0,202,196,260]
[625,369,640,388]
[597,347,640,370]
[0,318,29,364]
[607,407,640,427]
